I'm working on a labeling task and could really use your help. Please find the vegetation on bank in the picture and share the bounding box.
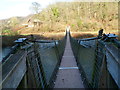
[2,33,65,47]
[22,2,118,33]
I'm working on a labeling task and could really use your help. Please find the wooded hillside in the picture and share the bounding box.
[28,2,118,33]
[1,2,118,34]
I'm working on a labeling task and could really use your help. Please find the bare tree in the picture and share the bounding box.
[30,2,41,14]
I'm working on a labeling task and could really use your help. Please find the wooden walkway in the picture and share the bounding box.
[54,32,84,88]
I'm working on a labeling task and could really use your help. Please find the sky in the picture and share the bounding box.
[0,0,55,20]
[0,0,74,20]
[0,0,118,20]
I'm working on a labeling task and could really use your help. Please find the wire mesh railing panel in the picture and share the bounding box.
[38,44,58,84]
[78,44,96,86]
[31,33,67,87]
[56,34,67,60]
[70,34,97,88]
[26,43,47,88]
[69,34,79,59]
[69,32,119,88]
[91,40,106,88]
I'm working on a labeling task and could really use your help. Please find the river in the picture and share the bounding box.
[1,47,12,62]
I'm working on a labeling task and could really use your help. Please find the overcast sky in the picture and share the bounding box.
[0,0,74,20]
[0,0,118,20]
[0,0,53,19]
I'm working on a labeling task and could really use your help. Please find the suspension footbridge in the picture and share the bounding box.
[1,30,120,89]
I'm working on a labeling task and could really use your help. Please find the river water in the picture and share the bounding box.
[1,47,11,62]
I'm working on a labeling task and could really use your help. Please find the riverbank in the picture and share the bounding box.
[2,30,119,48]
[2,33,65,48]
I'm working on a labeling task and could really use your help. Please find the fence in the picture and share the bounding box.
[69,32,120,88]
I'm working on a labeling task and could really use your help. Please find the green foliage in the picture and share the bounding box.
[71,24,75,27]
[2,29,12,35]
[2,29,19,36]
[51,7,60,18]
[77,19,82,27]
